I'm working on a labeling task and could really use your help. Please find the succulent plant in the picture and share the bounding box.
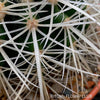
[0,0,100,100]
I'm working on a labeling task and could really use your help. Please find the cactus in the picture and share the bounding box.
[0,0,100,100]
